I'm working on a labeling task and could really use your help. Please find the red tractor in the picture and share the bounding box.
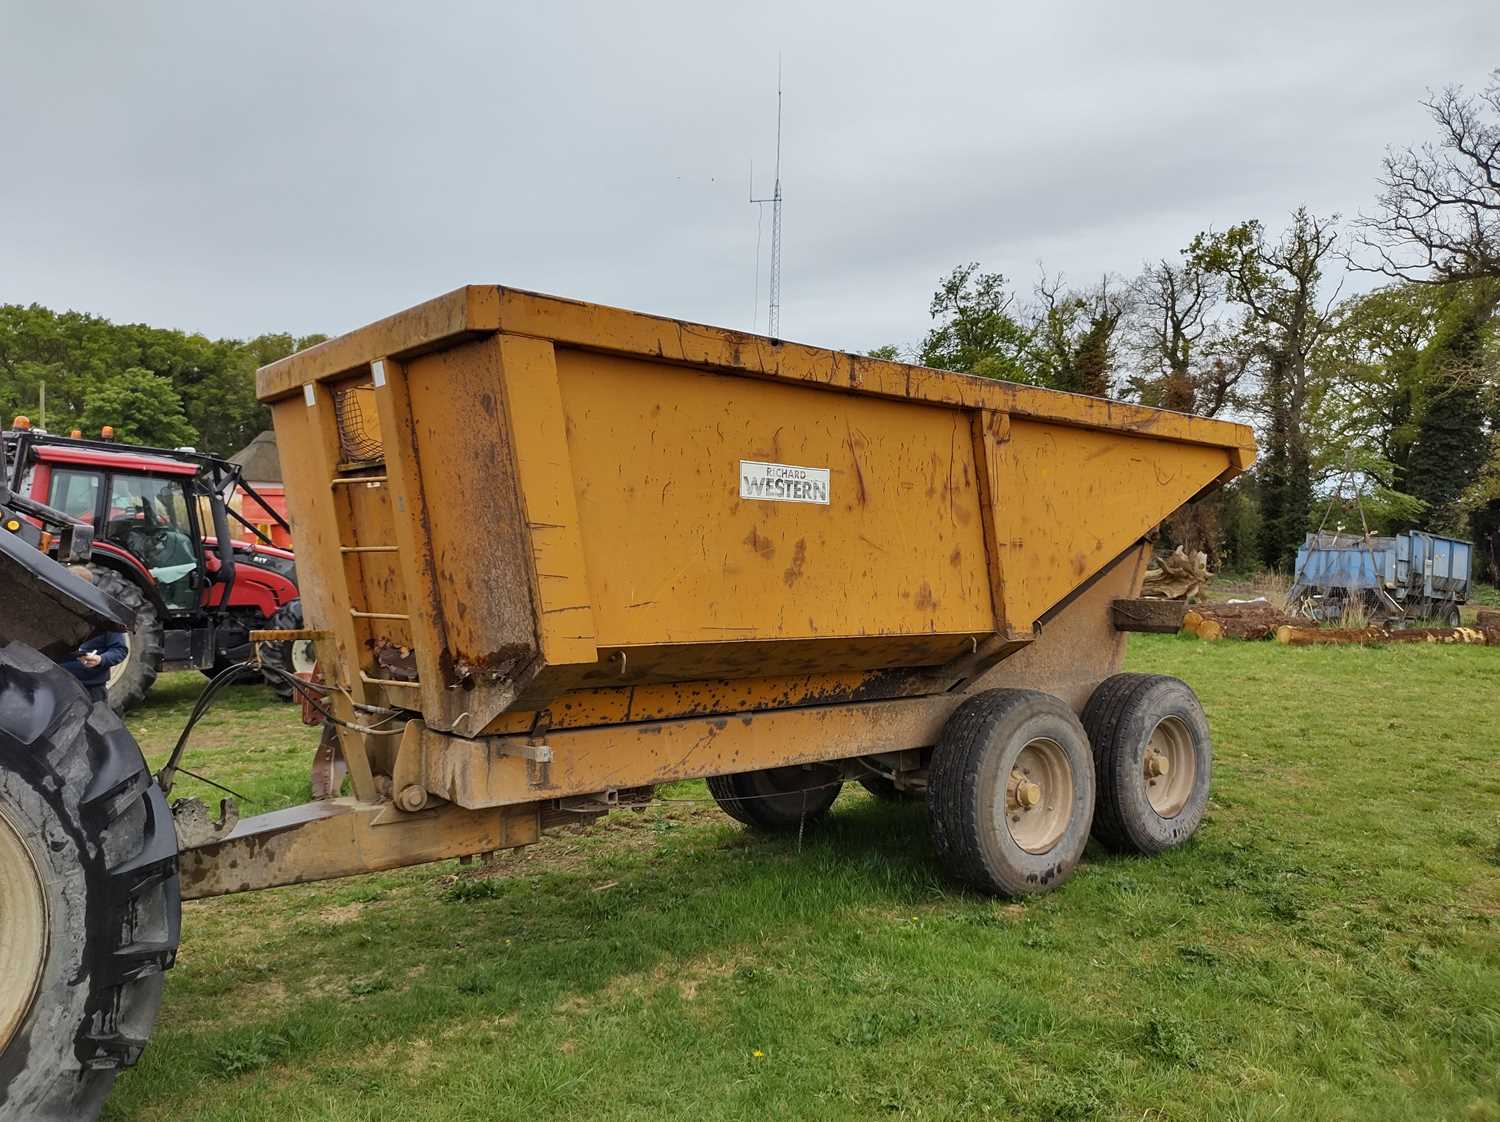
[5,428,311,710]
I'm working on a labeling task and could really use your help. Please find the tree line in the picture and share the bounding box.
[872,74,1500,580]
[0,305,325,454]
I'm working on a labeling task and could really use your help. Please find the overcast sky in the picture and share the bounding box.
[2,2,1496,354]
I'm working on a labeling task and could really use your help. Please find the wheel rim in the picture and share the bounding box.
[290,639,317,676]
[1143,716,1196,818]
[1003,737,1074,854]
[0,805,48,1053]
[107,632,133,690]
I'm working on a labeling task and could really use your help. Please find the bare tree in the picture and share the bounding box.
[1357,72,1500,283]
[1126,259,1248,416]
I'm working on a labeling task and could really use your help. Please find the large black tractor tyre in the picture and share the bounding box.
[707,765,844,831]
[88,564,164,715]
[259,599,315,702]
[927,689,1096,896]
[1081,673,1212,855]
[0,642,180,1121]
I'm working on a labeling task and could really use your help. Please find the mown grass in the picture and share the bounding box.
[107,636,1500,1121]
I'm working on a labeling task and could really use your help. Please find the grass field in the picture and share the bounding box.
[105,636,1499,1121]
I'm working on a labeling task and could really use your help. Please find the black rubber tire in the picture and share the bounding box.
[927,689,1095,896]
[1443,604,1462,629]
[259,599,311,702]
[857,772,918,801]
[88,565,163,715]
[0,641,180,1121]
[706,765,843,830]
[1081,673,1212,855]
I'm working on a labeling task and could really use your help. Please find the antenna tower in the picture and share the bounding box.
[751,62,784,337]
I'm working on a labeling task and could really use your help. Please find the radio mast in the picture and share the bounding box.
[751,62,784,338]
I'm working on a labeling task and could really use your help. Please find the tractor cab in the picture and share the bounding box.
[39,442,208,612]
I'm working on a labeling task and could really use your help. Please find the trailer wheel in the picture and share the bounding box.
[857,772,919,801]
[259,599,315,702]
[1442,604,1461,629]
[927,690,1095,896]
[706,765,843,830]
[89,566,163,714]
[0,642,179,1122]
[1081,673,1211,855]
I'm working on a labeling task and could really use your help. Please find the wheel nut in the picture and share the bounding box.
[1017,780,1042,808]
[1145,752,1169,778]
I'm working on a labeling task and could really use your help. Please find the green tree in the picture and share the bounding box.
[0,304,325,454]
[918,264,1036,382]
[79,367,196,447]
[1190,209,1341,570]
[1402,280,1500,532]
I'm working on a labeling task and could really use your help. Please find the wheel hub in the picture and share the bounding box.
[107,633,133,689]
[1003,738,1074,854]
[290,639,317,676]
[1142,716,1195,818]
[0,805,48,1053]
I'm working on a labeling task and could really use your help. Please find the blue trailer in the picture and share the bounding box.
[1289,530,1472,627]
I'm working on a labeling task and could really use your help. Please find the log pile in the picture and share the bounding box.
[1274,624,1499,646]
[1181,601,1294,641]
[1478,608,1500,629]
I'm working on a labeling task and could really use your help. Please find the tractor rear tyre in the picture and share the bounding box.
[260,599,316,702]
[707,765,843,830]
[1081,673,1212,855]
[927,689,1095,896]
[0,642,180,1121]
[88,565,163,715]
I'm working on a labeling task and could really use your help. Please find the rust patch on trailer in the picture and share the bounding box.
[783,538,807,587]
[743,526,775,561]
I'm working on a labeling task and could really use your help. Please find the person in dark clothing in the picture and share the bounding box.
[58,566,128,705]
[60,631,128,705]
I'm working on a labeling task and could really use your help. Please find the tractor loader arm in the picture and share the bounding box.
[0,469,131,656]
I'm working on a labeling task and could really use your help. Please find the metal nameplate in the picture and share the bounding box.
[739,460,830,505]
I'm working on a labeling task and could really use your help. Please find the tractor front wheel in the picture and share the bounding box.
[89,565,164,714]
[0,642,179,1121]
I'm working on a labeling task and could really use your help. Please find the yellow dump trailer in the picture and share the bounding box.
[172,285,1253,900]
[0,284,1259,1119]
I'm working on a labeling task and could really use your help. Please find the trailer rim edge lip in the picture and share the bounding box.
[1144,715,1195,818]
[1005,736,1074,854]
[0,802,48,1053]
